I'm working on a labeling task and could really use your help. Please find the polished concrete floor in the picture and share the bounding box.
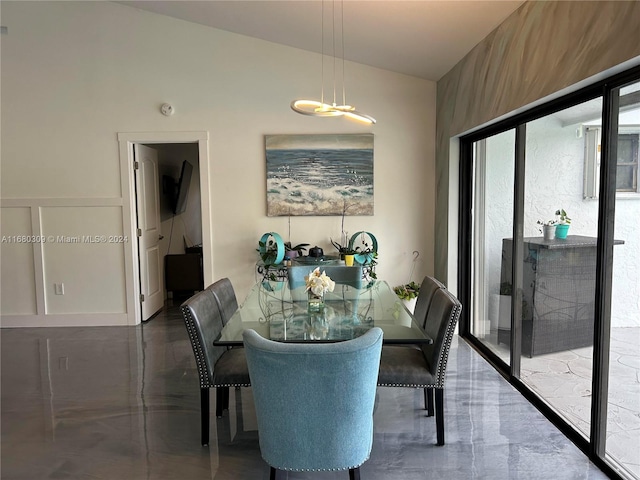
[486,328,640,479]
[1,303,610,480]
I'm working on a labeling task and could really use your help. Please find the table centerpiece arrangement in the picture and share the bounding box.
[304,267,335,312]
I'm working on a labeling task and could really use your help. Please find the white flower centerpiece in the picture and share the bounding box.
[304,267,335,312]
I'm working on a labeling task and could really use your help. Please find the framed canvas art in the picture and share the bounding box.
[265,134,374,216]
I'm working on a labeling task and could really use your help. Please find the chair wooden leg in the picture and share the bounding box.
[200,388,209,446]
[425,387,434,416]
[269,467,278,480]
[435,388,445,446]
[216,387,229,417]
[349,467,361,480]
[223,386,230,410]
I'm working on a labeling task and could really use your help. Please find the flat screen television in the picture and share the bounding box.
[173,160,193,214]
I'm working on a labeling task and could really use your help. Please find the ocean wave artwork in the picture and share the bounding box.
[265,134,374,216]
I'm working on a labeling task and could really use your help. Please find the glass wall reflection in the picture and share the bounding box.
[471,130,515,364]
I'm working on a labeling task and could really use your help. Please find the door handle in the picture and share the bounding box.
[159,235,164,240]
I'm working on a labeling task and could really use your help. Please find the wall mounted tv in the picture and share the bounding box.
[173,160,193,215]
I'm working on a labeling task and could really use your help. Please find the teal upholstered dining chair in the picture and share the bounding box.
[181,288,250,446]
[243,327,383,480]
[377,288,462,446]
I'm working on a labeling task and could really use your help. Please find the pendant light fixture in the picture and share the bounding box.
[291,0,376,124]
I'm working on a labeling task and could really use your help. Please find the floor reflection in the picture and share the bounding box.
[486,327,639,479]
[1,302,610,479]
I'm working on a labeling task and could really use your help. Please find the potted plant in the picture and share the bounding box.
[331,201,357,260]
[348,231,378,279]
[257,232,285,283]
[554,209,571,239]
[284,241,309,260]
[343,249,356,266]
[394,281,420,313]
[537,209,571,240]
[536,219,556,241]
[330,238,356,265]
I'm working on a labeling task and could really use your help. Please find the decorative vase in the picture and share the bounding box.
[402,297,417,314]
[308,290,325,312]
[543,225,554,241]
[344,254,355,266]
[555,224,570,239]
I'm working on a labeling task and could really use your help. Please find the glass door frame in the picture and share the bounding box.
[457,64,640,479]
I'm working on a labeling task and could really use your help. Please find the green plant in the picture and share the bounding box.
[394,281,420,301]
[257,240,284,281]
[284,241,309,256]
[330,238,356,255]
[257,239,279,266]
[349,232,379,279]
[537,209,570,233]
[555,209,571,224]
[536,219,556,233]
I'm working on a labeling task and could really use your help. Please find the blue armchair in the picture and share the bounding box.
[243,328,383,479]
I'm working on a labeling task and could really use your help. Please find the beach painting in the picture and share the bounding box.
[265,134,374,216]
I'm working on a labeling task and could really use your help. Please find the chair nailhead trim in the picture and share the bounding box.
[378,301,461,390]
[270,457,367,472]
[377,383,439,388]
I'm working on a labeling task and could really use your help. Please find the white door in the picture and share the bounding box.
[135,144,164,320]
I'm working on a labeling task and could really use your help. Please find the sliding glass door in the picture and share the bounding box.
[607,79,640,479]
[470,130,515,364]
[519,97,603,440]
[460,66,640,480]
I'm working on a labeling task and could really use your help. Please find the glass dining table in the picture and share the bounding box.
[214,280,432,346]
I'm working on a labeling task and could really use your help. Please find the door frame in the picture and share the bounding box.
[118,131,211,325]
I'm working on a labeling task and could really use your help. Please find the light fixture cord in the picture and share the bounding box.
[321,0,325,104]
[332,0,337,106]
[341,0,346,107]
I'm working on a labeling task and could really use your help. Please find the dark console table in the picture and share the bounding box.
[165,246,203,296]
[499,235,623,357]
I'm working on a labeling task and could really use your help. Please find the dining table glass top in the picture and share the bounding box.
[214,280,432,345]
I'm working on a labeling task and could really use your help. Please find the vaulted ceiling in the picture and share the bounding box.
[118,1,525,81]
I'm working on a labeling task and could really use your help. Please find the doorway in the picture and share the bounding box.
[118,132,211,325]
[142,142,203,320]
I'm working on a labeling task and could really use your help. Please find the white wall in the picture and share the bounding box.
[0,1,436,326]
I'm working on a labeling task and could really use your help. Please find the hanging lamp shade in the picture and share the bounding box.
[290,0,376,124]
